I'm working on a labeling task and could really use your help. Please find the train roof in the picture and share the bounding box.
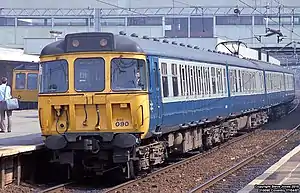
[14,63,39,71]
[250,59,292,74]
[40,32,292,74]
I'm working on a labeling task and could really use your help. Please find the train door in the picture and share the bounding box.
[147,56,163,132]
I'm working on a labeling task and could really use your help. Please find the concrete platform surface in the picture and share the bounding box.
[238,144,300,193]
[0,110,42,147]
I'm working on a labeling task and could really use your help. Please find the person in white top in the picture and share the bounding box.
[0,77,12,132]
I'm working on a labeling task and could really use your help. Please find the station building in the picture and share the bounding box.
[0,0,299,67]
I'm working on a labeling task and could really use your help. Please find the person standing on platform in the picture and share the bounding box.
[0,77,12,133]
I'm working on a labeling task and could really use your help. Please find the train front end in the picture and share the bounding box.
[12,64,39,109]
[38,32,150,177]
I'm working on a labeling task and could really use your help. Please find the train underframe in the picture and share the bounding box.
[18,101,38,110]
[46,101,293,180]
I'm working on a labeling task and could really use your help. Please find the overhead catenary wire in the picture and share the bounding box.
[238,0,300,39]
[238,0,300,66]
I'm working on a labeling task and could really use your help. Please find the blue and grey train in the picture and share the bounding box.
[39,32,295,179]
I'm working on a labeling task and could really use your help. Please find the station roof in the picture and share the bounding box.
[0,47,39,63]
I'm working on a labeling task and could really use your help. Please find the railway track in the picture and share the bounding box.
[37,181,74,193]
[104,129,261,193]
[34,130,296,193]
[188,124,300,193]
[36,130,258,193]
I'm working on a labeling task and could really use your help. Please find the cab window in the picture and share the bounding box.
[74,58,105,92]
[111,58,147,91]
[15,73,26,89]
[27,73,38,90]
[40,60,68,93]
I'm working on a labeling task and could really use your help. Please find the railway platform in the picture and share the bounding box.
[0,109,42,149]
[238,144,300,193]
[0,110,43,188]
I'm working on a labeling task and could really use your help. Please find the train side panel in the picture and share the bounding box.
[229,94,266,113]
[147,56,277,136]
[161,98,229,127]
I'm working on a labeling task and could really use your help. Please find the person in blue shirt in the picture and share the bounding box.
[0,77,12,133]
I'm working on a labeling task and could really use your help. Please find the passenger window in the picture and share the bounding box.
[241,71,245,93]
[229,70,234,94]
[238,70,242,92]
[233,70,238,93]
[204,67,208,95]
[244,72,249,93]
[252,72,255,92]
[274,74,276,91]
[161,63,169,97]
[262,72,264,92]
[223,68,227,94]
[190,66,194,95]
[185,65,190,95]
[171,64,179,97]
[197,67,202,95]
[15,73,26,89]
[206,67,210,95]
[211,67,216,94]
[201,67,205,95]
[195,67,198,95]
[267,74,270,91]
[249,72,252,92]
[255,72,258,92]
[270,74,273,91]
[27,73,38,90]
[246,71,249,92]
[259,73,262,92]
[216,68,222,94]
[193,66,197,95]
[180,65,186,96]
[280,75,282,90]
[195,67,199,95]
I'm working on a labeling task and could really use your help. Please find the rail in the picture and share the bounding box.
[104,130,260,193]
[188,123,300,193]
[37,181,74,193]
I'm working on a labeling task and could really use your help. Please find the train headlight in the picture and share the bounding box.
[100,38,108,47]
[72,39,80,47]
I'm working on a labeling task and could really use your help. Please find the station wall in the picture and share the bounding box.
[0,26,94,48]
[2,0,300,61]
